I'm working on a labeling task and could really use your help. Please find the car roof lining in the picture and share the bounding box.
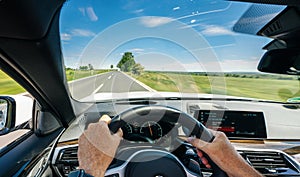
[0,0,65,40]
[230,0,300,6]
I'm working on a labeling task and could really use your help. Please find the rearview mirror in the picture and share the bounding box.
[0,96,16,135]
[258,49,300,75]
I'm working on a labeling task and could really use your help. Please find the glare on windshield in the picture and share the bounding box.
[60,0,299,103]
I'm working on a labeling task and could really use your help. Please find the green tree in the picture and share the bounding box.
[79,66,88,70]
[132,63,144,75]
[117,52,136,72]
[110,64,113,69]
[88,64,94,70]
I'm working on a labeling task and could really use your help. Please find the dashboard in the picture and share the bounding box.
[122,110,268,144]
[50,98,300,177]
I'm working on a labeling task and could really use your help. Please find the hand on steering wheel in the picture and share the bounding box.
[78,115,123,177]
[188,130,263,177]
[108,105,228,177]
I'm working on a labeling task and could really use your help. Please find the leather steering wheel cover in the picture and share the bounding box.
[109,105,228,177]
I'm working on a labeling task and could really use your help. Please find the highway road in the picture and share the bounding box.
[68,71,155,100]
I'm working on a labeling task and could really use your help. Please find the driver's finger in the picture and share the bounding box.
[99,115,123,137]
[187,137,209,152]
[196,149,212,168]
[196,149,204,157]
[99,115,111,124]
[115,128,123,137]
[201,156,209,165]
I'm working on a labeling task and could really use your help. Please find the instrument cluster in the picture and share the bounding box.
[121,120,175,144]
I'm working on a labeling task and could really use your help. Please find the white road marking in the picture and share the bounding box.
[92,83,104,94]
[108,75,112,80]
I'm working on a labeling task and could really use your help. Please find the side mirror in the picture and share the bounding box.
[258,49,300,75]
[0,96,16,135]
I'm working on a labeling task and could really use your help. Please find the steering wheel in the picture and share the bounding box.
[107,105,228,177]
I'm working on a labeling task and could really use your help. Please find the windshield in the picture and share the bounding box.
[60,0,299,102]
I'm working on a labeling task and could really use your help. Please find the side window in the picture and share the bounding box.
[0,70,33,149]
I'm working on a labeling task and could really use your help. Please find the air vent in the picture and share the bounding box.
[239,150,299,176]
[56,147,79,176]
[58,147,78,165]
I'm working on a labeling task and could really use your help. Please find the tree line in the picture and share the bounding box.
[72,52,144,76]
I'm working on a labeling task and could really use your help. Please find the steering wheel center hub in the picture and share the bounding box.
[125,150,186,177]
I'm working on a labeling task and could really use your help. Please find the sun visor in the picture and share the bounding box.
[233,4,286,35]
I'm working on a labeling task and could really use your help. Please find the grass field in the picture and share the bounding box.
[0,70,26,94]
[66,69,115,81]
[1,69,300,102]
[134,72,300,102]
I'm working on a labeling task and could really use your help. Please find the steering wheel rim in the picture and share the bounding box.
[108,105,228,177]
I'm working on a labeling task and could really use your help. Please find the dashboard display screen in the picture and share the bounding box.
[194,110,267,138]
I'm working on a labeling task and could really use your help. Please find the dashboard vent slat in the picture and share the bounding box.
[238,150,299,176]
[57,147,79,165]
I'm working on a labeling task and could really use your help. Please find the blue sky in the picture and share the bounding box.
[60,0,285,72]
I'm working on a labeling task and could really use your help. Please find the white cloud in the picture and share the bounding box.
[201,25,235,36]
[140,17,173,28]
[60,29,96,41]
[132,9,144,14]
[129,48,145,54]
[86,7,98,21]
[128,48,145,55]
[78,7,98,21]
[179,23,200,29]
[78,7,85,16]
[60,33,72,41]
[173,6,180,11]
[71,29,96,37]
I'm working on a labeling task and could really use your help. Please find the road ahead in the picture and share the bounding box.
[68,71,154,100]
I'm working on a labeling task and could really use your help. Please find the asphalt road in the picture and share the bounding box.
[68,71,153,100]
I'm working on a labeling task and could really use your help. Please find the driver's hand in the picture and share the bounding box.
[188,129,263,177]
[78,115,123,177]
